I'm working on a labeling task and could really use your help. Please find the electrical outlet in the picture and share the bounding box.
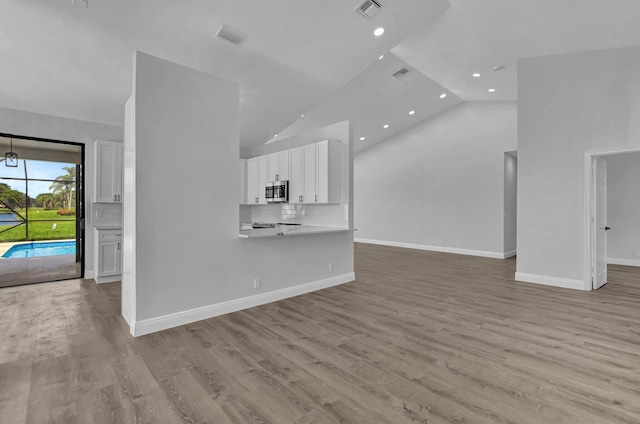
[328,263,334,272]
[253,278,261,289]
[439,239,443,246]
[456,240,461,247]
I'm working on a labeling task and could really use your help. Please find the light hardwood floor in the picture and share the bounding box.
[1,243,640,423]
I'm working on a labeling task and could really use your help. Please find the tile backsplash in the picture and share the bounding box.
[250,203,349,227]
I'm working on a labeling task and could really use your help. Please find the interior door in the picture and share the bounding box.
[593,157,608,289]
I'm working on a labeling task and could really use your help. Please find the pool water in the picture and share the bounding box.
[2,241,76,258]
[0,212,20,226]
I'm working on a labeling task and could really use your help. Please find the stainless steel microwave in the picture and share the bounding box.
[266,180,288,203]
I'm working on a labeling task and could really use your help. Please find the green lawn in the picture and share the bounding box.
[0,208,76,242]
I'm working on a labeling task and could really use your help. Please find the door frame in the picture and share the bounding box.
[584,146,640,290]
[0,132,85,279]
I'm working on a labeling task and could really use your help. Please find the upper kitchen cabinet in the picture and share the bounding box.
[94,140,123,203]
[290,140,342,204]
[245,156,269,205]
[267,150,290,181]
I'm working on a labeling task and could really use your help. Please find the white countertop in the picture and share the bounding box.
[239,224,354,238]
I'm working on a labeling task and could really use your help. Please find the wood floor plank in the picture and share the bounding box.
[2,244,640,423]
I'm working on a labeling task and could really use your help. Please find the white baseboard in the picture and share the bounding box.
[607,257,640,267]
[515,272,586,291]
[355,238,512,259]
[503,249,517,259]
[94,275,121,284]
[84,270,94,279]
[131,272,355,337]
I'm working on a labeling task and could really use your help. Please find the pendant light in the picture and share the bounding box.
[5,137,18,167]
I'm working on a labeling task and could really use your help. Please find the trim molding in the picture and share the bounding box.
[355,238,512,259]
[95,275,121,284]
[132,272,355,337]
[503,249,517,259]
[607,257,640,267]
[515,272,586,291]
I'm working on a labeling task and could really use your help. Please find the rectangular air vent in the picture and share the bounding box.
[355,0,381,20]
[392,68,410,79]
[216,24,248,46]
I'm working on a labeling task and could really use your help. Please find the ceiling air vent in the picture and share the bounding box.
[215,24,248,46]
[355,0,381,20]
[392,68,410,79]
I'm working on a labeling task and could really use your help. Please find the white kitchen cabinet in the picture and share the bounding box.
[257,155,268,204]
[302,144,317,203]
[247,158,258,204]
[239,159,248,204]
[95,140,123,203]
[316,140,342,204]
[267,150,290,181]
[289,140,341,204]
[289,147,303,204]
[245,156,269,205]
[94,229,122,283]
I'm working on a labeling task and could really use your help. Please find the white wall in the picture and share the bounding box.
[606,152,640,266]
[354,101,517,258]
[0,106,123,277]
[517,45,640,289]
[126,52,354,335]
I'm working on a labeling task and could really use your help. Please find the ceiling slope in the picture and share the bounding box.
[0,0,450,149]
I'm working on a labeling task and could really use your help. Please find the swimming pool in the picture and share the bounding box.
[2,241,76,258]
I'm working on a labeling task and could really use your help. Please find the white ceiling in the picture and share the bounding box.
[2,0,640,152]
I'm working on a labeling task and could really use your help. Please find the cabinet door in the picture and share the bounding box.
[257,155,268,204]
[289,147,303,204]
[277,150,290,181]
[316,141,329,203]
[247,158,259,204]
[99,241,120,276]
[95,140,122,202]
[302,144,316,203]
[239,159,248,204]
[267,153,279,181]
[114,144,123,200]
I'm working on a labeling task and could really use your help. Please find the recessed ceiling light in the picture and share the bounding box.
[472,73,481,78]
[488,88,496,93]
[274,134,278,137]
[378,54,384,60]
[300,114,305,118]
[439,93,447,99]
[374,27,385,37]
[409,110,415,115]
[360,136,366,141]
[383,124,389,129]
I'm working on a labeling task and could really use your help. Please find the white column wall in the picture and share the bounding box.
[126,52,354,335]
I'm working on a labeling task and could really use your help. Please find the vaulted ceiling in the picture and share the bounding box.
[2,0,640,153]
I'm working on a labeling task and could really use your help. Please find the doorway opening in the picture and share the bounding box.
[504,151,517,259]
[0,133,84,288]
[584,147,640,290]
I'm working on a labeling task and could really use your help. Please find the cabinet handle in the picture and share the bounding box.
[299,195,302,202]
[117,242,120,250]
[315,195,318,202]
[114,194,116,201]
[255,197,258,204]
[275,174,279,181]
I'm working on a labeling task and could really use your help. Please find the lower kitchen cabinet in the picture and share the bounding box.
[94,228,122,283]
